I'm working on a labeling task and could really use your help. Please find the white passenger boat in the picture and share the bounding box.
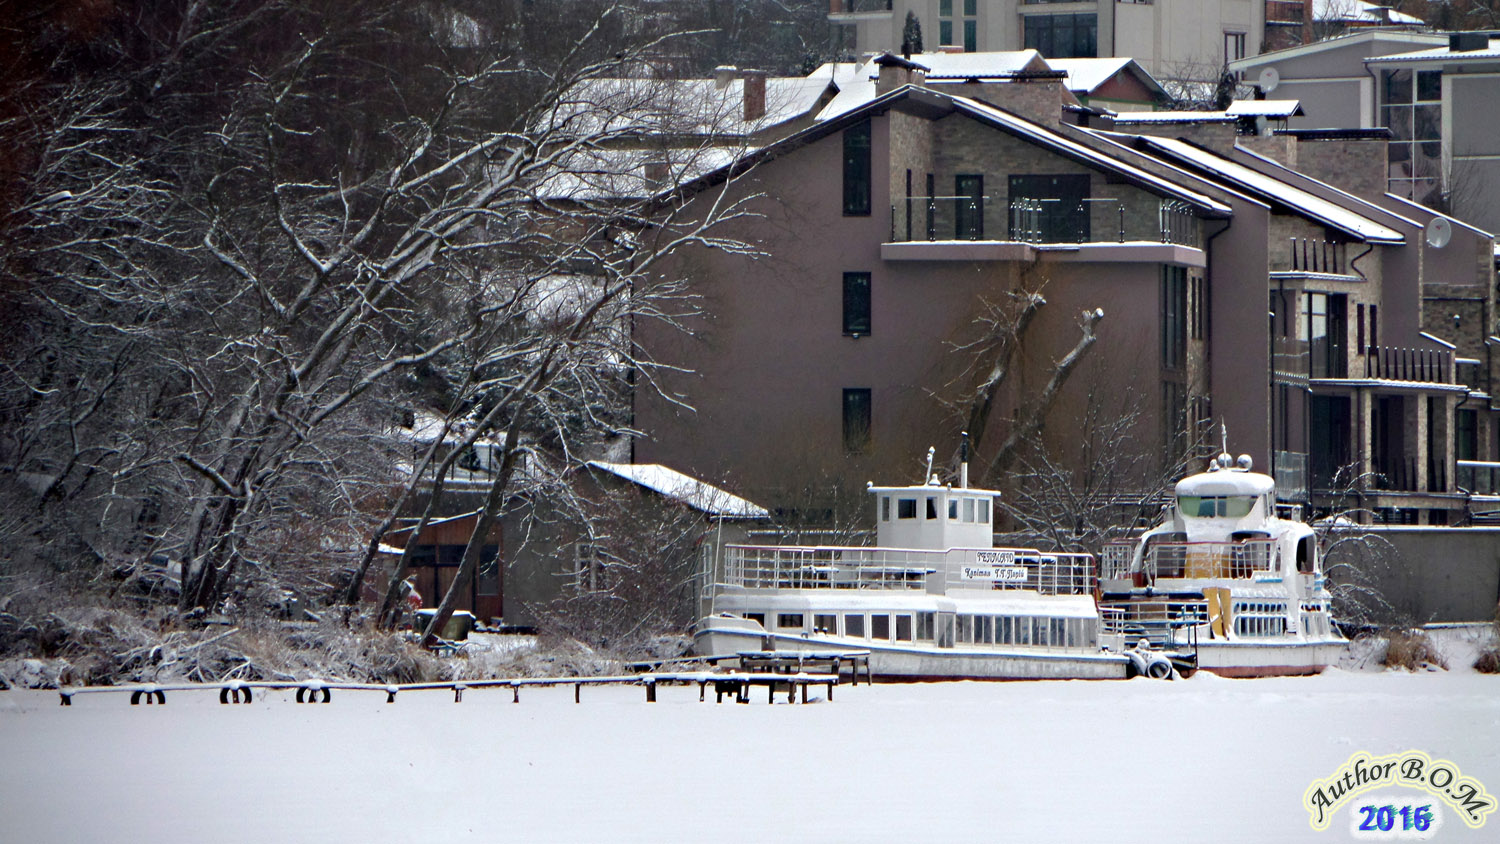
[692,450,1133,680]
[1097,451,1348,677]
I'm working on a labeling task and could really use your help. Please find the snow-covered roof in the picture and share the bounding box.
[1045,57,1163,98]
[534,145,743,201]
[1312,0,1423,25]
[1225,99,1304,118]
[1110,110,1233,124]
[553,76,833,139]
[815,77,879,121]
[949,97,1232,215]
[1368,36,1500,63]
[1134,137,1405,243]
[902,50,1048,80]
[397,411,506,448]
[586,461,769,519]
[1229,30,1445,72]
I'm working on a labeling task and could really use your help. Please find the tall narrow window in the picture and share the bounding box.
[843,388,871,454]
[1161,266,1187,371]
[843,272,871,335]
[843,120,871,216]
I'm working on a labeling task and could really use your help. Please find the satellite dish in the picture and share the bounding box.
[1258,67,1281,94]
[1426,216,1452,249]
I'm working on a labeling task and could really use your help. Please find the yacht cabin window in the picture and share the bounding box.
[926,497,938,520]
[895,615,913,641]
[844,614,865,638]
[948,499,959,520]
[963,498,975,522]
[881,496,890,521]
[1178,495,1256,518]
[871,614,890,640]
[898,498,917,519]
[777,613,804,630]
[978,499,990,523]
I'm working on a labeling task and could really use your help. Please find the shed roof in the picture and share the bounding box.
[586,461,769,519]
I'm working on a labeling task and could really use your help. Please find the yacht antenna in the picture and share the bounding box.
[924,446,935,485]
[960,431,970,489]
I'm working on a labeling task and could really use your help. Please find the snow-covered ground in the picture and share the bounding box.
[3,631,1498,843]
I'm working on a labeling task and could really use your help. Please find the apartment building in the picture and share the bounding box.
[828,0,1264,83]
[1231,30,1500,237]
[632,52,1499,525]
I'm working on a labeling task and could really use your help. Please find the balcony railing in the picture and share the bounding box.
[1362,345,1454,383]
[1103,538,1278,583]
[1280,238,1348,274]
[1458,461,1500,495]
[888,197,1199,246]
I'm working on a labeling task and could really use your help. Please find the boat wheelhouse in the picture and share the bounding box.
[693,454,1132,680]
[1098,452,1348,677]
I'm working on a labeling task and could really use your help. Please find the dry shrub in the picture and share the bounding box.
[1382,628,1447,671]
[1475,615,1500,674]
[1474,647,1500,674]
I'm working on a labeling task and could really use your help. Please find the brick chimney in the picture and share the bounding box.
[742,70,767,122]
[873,52,929,96]
[1278,129,1393,201]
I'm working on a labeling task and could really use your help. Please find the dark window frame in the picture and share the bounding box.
[843,272,871,335]
[843,388,872,454]
[843,120,872,216]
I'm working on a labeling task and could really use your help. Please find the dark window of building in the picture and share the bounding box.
[1023,13,1097,58]
[843,272,871,335]
[1304,292,1347,379]
[940,19,953,46]
[964,19,977,52]
[843,388,871,453]
[1380,68,1442,205]
[843,120,871,216]
[955,174,984,239]
[1161,265,1187,371]
[1009,173,1089,241]
[1458,408,1478,461]
[1310,395,1351,490]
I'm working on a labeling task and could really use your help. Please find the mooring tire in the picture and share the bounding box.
[1146,659,1173,680]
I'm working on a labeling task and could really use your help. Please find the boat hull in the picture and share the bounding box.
[1190,638,1348,677]
[693,621,1130,681]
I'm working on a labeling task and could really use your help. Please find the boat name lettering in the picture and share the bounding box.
[961,565,1026,582]
[975,551,1016,565]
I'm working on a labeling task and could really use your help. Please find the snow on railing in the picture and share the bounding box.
[719,544,1096,595]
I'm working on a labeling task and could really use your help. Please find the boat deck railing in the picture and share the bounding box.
[1099,602,1208,648]
[719,544,1096,595]
[1100,538,1277,582]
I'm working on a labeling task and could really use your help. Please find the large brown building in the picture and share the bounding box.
[633,54,1499,527]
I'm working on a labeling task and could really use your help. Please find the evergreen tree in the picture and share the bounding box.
[902,10,924,55]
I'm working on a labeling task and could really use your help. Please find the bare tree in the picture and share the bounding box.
[0,1,759,639]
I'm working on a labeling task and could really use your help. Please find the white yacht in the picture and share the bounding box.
[1097,451,1348,677]
[692,450,1133,680]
